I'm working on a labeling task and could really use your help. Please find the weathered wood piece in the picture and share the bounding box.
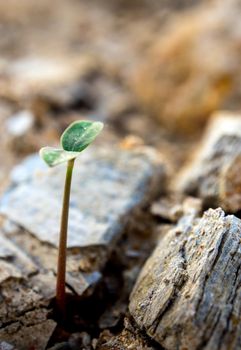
[129,208,241,350]
[175,112,241,212]
[0,144,165,269]
[97,318,158,350]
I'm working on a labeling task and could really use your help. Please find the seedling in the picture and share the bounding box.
[39,120,103,316]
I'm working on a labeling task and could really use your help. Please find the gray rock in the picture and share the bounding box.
[0,309,56,350]
[0,144,165,267]
[68,332,91,350]
[0,233,37,282]
[175,112,241,212]
[129,208,241,350]
[5,111,34,137]
[151,194,202,222]
[0,142,165,349]
[0,342,16,350]
[47,343,70,350]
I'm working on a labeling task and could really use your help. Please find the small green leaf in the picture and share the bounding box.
[61,120,103,152]
[39,120,103,167]
[39,147,79,167]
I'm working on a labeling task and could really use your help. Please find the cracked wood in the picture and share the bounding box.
[129,208,241,350]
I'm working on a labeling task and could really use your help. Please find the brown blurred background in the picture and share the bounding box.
[0,0,241,184]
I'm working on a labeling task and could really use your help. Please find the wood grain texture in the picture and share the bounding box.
[175,112,241,212]
[129,208,241,350]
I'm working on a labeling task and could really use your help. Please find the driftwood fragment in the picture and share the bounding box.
[176,112,241,212]
[129,208,241,350]
[96,318,157,350]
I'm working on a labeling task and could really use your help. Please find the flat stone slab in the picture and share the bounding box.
[0,144,164,250]
[175,111,241,212]
[0,233,37,283]
[0,143,164,349]
[129,208,241,350]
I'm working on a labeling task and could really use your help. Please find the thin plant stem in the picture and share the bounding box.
[56,158,75,316]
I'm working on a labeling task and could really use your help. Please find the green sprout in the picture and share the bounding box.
[39,120,103,316]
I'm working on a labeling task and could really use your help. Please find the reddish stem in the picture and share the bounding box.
[56,158,75,317]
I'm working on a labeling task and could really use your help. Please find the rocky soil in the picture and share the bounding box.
[0,1,241,349]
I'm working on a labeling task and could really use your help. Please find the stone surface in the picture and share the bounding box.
[0,233,37,281]
[0,220,102,306]
[219,152,241,213]
[0,231,47,328]
[0,228,98,349]
[1,55,98,102]
[5,110,34,137]
[175,111,241,212]
[151,194,202,223]
[129,208,241,350]
[0,144,165,266]
[0,342,16,350]
[0,142,164,349]
[0,220,102,308]
[0,224,100,350]
[0,309,56,350]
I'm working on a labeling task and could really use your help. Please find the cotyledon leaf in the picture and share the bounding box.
[39,120,103,167]
[61,120,104,152]
[39,147,80,167]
